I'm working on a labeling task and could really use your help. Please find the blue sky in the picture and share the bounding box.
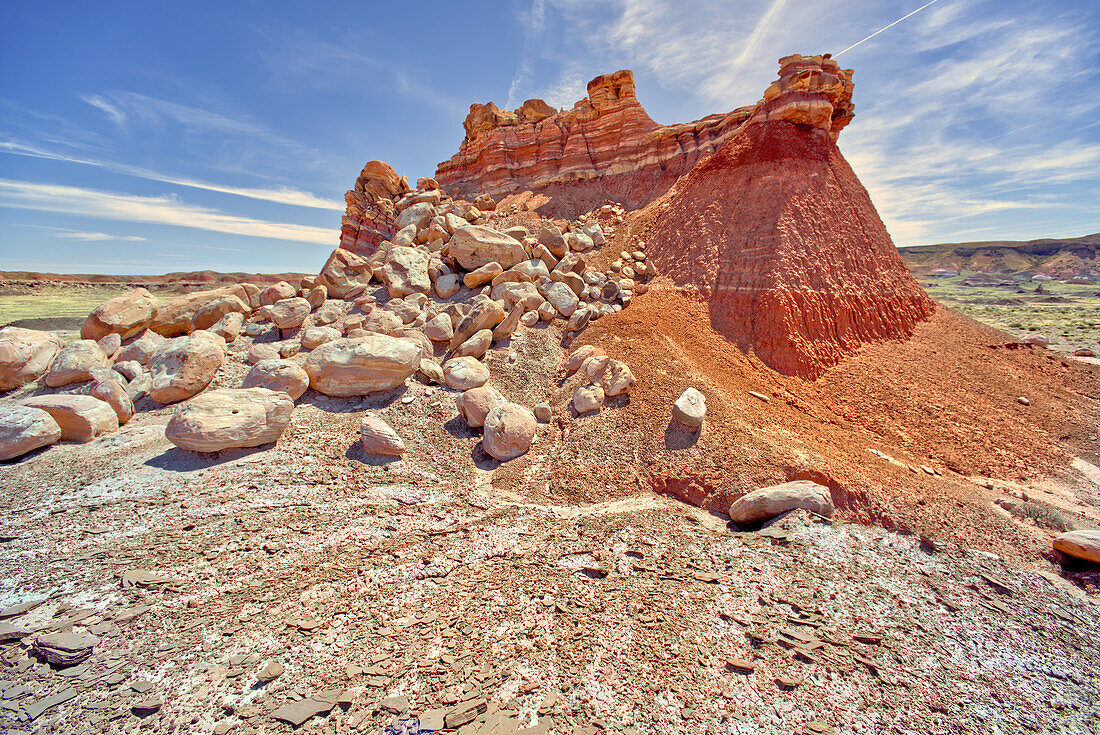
[1,0,1097,274]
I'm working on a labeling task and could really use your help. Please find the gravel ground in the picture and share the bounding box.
[1,416,1098,734]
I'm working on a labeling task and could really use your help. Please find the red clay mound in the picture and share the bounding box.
[644,58,934,379]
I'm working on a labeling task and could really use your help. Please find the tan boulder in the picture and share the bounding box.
[449,299,506,351]
[242,359,310,401]
[491,304,526,341]
[240,282,261,309]
[259,281,296,307]
[573,384,605,414]
[319,248,374,299]
[598,359,636,396]
[44,340,109,388]
[456,385,506,428]
[417,358,445,385]
[443,357,489,391]
[304,335,422,397]
[454,329,492,359]
[89,379,134,425]
[447,226,526,270]
[360,414,406,456]
[435,273,461,299]
[728,480,835,524]
[483,403,536,461]
[672,388,706,428]
[305,285,327,309]
[423,313,454,342]
[192,294,251,331]
[301,326,341,350]
[270,298,311,330]
[147,331,226,404]
[0,327,64,391]
[114,331,167,365]
[210,312,245,342]
[97,333,122,358]
[0,402,61,460]
[1053,531,1100,563]
[463,262,503,289]
[380,247,432,298]
[81,287,159,341]
[565,344,606,374]
[165,388,294,452]
[21,394,118,442]
[149,285,250,337]
[247,343,280,364]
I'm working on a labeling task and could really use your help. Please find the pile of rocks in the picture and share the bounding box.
[0,177,647,465]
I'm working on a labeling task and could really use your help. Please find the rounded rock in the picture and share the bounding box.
[482,402,537,461]
[728,480,834,524]
[166,387,294,452]
[443,356,489,391]
[242,359,310,401]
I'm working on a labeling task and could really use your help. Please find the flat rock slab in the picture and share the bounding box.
[1053,530,1100,563]
[271,697,334,727]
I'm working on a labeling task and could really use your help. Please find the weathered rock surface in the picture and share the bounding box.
[456,385,506,428]
[242,359,310,401]
[573,384,605,414]
[1053,530,1100,563]
[0,402,61,460]
[598,359,636,397]
[270,298,311,330]
[728,480,835,523]
[33,631,98,666]
[339,160,407,255]
[304,336,422,397]
[436,69,753,217]
[300,326,341,350]
[147,331,226,404]
[81,287,159,341]
[482,402,536,461]
[165,388,294,452]
[447,226,526,271]
[644,55,933,378]
[359,414,406,456]
[0,327,64,391]
[443,356,489,391]
[192,294,251,332]
[114,331,166,365]
[89,379,134,425]
[672,387,706,427]
[149,285,251,337]
[21,394,118,442]
[381,247,432,298]
[44,340,109,387]
[319,248,374,299]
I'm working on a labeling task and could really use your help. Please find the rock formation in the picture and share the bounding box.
[643,54,934,378]
[435,70,753,217]
[338,161,410,255]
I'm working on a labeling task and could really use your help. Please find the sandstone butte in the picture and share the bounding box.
[427,53,933,379]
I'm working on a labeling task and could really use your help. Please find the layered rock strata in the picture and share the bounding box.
[435,70,754,216]
[644,54,934,379]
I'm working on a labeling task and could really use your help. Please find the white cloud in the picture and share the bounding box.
[0,179,339,246]
[506,0,547,109]
[81,94,126,127]
[0,139,341,210]
[52,231,147,242]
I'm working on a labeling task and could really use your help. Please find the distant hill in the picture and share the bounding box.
[899,233,1100,282]
[0,270,308,286]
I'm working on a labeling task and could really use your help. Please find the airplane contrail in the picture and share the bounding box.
[835,0,943,56]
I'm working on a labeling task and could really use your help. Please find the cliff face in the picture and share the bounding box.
[643,55,934,379]
[434,70,754,216]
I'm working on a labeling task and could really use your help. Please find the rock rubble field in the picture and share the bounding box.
[0,53,1098,734]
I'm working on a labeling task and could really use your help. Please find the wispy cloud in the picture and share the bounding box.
[53,231,147,242]
[506,0,548,109]
[80,94,127,127]
[0,179,339,245]
[256,28,466,116]
[0,139,341,210]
